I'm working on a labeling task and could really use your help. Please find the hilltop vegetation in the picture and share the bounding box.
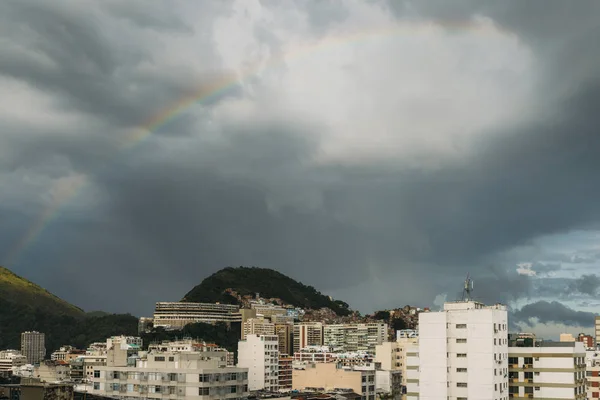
[0,266,138,354]
[182,266,351,316]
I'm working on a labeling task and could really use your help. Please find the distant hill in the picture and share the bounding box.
[182,266,352,316]
[0,266,138,354]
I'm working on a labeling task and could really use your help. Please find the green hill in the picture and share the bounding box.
[182,266,352,316]
[0,266,138,355]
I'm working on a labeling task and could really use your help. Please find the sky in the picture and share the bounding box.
[1,0,600,339]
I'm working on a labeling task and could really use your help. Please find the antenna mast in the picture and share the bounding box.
[462,273,474,301]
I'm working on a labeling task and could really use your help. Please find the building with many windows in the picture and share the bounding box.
[508,341,586,400]
[324,323,388,354]
[0,350,27,376]
[89,340,248,400]
[153,302,242,329]
[292,362,377,399]
[417,300,509,400]
[274,324,293,356]
[293,323,324,354]
[586,349,600,400]
[242,318,275,340]
[21,331,46,365]
[237,335,279,392]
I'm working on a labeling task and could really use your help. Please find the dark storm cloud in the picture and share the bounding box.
[568,274,600,296]
[513,301,596,327]
[2,0,600,316]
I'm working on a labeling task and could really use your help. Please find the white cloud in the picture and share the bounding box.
[516,262,536,276]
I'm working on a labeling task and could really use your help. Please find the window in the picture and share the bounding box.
[94,370,100,378]
[154,356,165,362]
[457,383,467,388]
[457,368,467,373]
[168,357,174,362]
[456,324,467,329]
[456,338,467,343]
[524,387,533,394]
[494,338,497,345]
[495,384,498,391]
[457,398,467,400]
[535,387,540,391]
[199,374,211,382]
[93,383,100,390]
[457,353,467,358]
[199,387,209,395]
[508,357,518,364]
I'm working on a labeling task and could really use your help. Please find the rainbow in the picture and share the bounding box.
[4,18,505,266]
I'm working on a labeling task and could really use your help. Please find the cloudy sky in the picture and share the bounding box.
[1,0,600,338]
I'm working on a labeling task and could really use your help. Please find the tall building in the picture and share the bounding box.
[90,340,248,400]
[586,349,600,400]
[293,323,324,354]
[509,341,586,400]
[278,355,293,390]
[274,323,293,356]
[595,316,600,346]
[242,317,275,340]
[21,331,46,365]
[376,329,419,400]
[324,323,388,353]
[418,300,508,400]
[237,334,279,392]
[153,302,242,329]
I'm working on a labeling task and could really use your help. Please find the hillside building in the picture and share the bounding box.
[324,323,388,353]
[293,323,324,354]
[153,302,242,329]
[242,317,275,340]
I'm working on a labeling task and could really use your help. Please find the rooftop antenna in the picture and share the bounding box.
[461,273,474,301]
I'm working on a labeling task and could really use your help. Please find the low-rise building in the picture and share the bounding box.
[237,334,279,392]
[35,361,70,383]
[0,350,27,376]
[508,341,587,400]
[376,369,402,400]
[292,362,376,398]
[90,341,248,399]
[51,347,86,363]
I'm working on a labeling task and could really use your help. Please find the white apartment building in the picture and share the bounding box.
[293,323,324,354]
[323,323,388,353]
[21,331,46,365]
[90,342,248,400]
[586,349,600,400]
[595,317,600,347]
[418,300,508,400]
[0,350,27,375]
[509,342,586,400]
[406,341,420,400]
[237,334,279,392]
[153,302,242,329]
[377,329,419,400]
[242,318,275,340]
[250,303,287,319]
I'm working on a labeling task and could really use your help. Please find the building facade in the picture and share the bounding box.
[279,356,293,390]
[418,301,508,400]
[275,324,293,356]
[237,334,279,392]
[324,323,388,354]
[90,344,248,399]
[294,323,324,354]
[153,302,242,329]
[0,350,27,376]
[21,332,46,365]
[242,318,275,340]
[292,362,377,399]
[586,350,600,399]
[509,342,586,400]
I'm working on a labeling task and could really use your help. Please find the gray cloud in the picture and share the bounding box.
[568,274,600,296]
[513,301,596,327]
[1,0,600,317]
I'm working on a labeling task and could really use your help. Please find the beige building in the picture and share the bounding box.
[324,323,388,354]
[242,317,275,340]
[7,378,74,400]
[279,356,293,390]
[0,350,27,375]
[275,324,294,356]
[561,333,577,342]
[153,302,242,329]
[21,331,46,365]
[292,362,376,398]
[509,341,587,400]
[90,341,248,399]
[250,303,287,319]
[35,360,70,383]
[293,323,324,354]
[596,317,600,346]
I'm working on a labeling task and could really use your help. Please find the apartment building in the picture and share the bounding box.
[237,334,279,392]
[35,360,70,383]
[586,349,600,399]
[21,331,46,365]
[595,317,600,346]
[405,342,419,400]
[324,323,388,354]
[376,330,419,400]
[242,317,275,340]
[292,362,377,399]
[508,341,586,400]
[51,346,85,362]
[274,324,293,356]
[418,300,509,400]
[250,303,287,319]
[279,355,293,390]
[579,334,595,349]
[293,323,324,354]
[153,302,242,329]
[69,354,106,381]
[0,350,27,376]
[90,341,248,399]
[138,317,154,334]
